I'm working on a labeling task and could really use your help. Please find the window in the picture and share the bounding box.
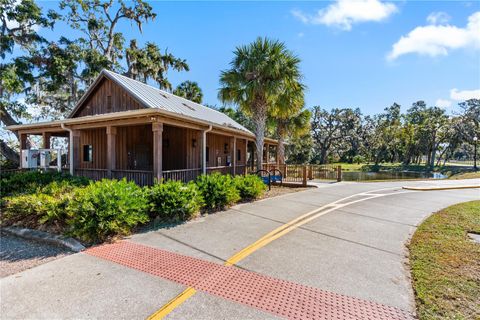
[83,145,93,162]
[237,149,241,161]
[206,147,209,162]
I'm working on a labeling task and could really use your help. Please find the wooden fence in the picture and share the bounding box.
[257,164,342,186]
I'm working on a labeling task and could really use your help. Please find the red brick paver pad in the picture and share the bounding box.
[85,241,413,320]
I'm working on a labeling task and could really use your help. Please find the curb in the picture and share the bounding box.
[2,227,85,252]
[402,185,480,191]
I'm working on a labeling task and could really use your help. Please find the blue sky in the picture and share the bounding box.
[37,1,480,115]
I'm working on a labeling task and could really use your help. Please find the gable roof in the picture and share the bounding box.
[68,69,251,134]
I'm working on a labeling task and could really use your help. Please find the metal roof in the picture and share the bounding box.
[69,69,252,134]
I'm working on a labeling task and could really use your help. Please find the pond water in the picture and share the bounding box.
[341,171,447,182]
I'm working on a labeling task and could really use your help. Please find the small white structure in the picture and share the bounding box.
[21,149,40,169]
[21,148,63,172]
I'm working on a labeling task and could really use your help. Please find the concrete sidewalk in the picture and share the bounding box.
[1,179,479,319]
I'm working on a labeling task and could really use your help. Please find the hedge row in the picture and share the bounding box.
[1,171,266,244]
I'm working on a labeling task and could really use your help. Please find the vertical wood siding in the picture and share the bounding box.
[236,139,246,166]
[76,125,250,173]
[116,124,153,171]
[162,125,201,170]
[206,133,238,167]
[72,77,144,117]
[79,128,107,169]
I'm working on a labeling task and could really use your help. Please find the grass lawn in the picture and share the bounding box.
[409,201,480,320]
[449,171,480,180]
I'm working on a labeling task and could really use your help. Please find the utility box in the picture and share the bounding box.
[40,150,51,167]
[21,149,40,168]
[21,149,63,171]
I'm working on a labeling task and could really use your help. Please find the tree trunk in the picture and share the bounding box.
[252,100,267,172]
[319,147,328,164]
[0,105,27,165]
[429,139,436,170]
[1,105,20,133]
[0,140,20,165]
[277,135,285,164]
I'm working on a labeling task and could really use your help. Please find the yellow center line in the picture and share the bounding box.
[147,188,408,320]
[147,287,197,320]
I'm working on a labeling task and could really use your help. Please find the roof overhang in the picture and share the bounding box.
[6,108,257,139]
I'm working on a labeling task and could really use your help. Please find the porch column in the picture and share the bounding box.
[245,138,248,175]
[72,130,81,174]
[152,122,163,182]
[201,130,207,174]
[106,126,117,178]
[20,133,28,150]
[265,143,270,164]
[42,132,51,149]
[201,126,212,175]
[232,136,237,175]
[19,133,28,168]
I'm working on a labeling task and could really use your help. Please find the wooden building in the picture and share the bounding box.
[7,70,278,185]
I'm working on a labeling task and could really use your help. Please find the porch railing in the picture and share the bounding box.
[4,164,341,187]
[256,163,342,185]
[162,168,202,183]
[74,168,108,180]
[234,165,247,175]
[206,166,233,175]
[111,169,153,187]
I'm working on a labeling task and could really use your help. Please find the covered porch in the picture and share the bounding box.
[15,113,278,186]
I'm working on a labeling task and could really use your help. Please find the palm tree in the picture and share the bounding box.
[219,37,304,171]
[269,82,306,164]
[174,81,203,103]
[274,109,311,164]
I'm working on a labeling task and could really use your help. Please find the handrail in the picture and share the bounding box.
[163,168,201,173]
[111,169,153,174]
[206,165,232,170]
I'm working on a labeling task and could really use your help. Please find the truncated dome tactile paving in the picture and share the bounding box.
[85,241,414,320]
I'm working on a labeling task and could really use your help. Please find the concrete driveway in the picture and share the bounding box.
[1,179,479,319]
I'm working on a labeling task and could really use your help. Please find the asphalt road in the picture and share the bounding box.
[1,179,478,319]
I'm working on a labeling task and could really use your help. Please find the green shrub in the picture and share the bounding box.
[147,180,204,221]
[2,191,72,229]
[195,173,240,210]
[0,170,89,197]
[352,155,366,164]
[66,179,148,243]
[234,174,266,200]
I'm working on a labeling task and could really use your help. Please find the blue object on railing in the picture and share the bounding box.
[270,175,282,183]
[255,169,272,191]
[261,176,270,184]
[269,169,283,185]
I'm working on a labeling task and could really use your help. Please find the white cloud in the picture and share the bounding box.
[388,11,480,60]
[291,0,397,31]
[435,88,480,109]
[292,10,309,24]
[450,88,480,101]
[297,32,305,38]
[426,12,450,25]
[435,99,452,108]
